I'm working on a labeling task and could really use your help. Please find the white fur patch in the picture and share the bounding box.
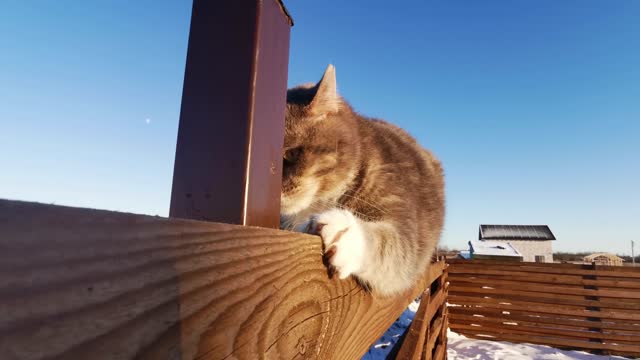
[312,208,367,279]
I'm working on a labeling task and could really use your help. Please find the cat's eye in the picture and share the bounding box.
[283,147,303,165]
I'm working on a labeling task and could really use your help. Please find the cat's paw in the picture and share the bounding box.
[306,209,367,279]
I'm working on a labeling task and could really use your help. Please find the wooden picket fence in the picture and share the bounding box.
[446,259,640,358]
[395,261,449,360]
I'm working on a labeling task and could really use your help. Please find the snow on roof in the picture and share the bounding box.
[469,239,522,257]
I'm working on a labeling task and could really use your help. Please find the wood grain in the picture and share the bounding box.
[448,284,640,310]
[447,295,640,321]
[448,275,640,299]
[449,314,640,343]
[0,200,436,360]
[448,268,640,289]
[448,307,640,332]
[447,259,640,277]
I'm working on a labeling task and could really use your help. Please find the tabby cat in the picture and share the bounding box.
[280,65,445,296]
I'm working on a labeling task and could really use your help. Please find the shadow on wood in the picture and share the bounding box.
[0,200,440,360]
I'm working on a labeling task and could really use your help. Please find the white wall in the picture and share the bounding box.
[506,240,553,262]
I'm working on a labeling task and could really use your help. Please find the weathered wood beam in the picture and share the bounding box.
[0,200,434,360]
[170,0,292,228]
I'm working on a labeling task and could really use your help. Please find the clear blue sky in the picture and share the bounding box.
[1,1,638,255]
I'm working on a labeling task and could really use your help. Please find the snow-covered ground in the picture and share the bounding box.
[447,329,632,360]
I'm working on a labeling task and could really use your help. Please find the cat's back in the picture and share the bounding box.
[354,115,444,255]
[358,117,443,178]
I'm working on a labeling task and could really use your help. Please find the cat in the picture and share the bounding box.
[280,65,445,296]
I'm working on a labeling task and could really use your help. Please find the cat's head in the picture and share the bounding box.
[280,65,360,216]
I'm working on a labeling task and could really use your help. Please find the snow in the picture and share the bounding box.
[361,298,421,359]
[407,298,420,312]
[447,329,632,360]
[469,239,522,257]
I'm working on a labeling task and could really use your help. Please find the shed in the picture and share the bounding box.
[583,253,624,266]
[479,225,556,263]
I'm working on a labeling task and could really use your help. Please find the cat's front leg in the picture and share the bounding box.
[305,208,367,280]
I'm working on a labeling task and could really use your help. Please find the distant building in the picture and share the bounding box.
[478,225,556,263]
[467,239,523,262]
[583,253,624,266]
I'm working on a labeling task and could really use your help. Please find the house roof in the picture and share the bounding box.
[479,224,556,241]
[469,239,523,257]
[583,253,624,262]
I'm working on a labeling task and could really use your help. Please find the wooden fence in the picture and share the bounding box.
[446,259,640,358]
[0,199,448,360]
[395,262,448,360]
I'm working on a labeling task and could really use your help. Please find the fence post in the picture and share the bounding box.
[395,289,431,360]
[439,264,449,360]
[584,261,605,354]
[169,0,293,228]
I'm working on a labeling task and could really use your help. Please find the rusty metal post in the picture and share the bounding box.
[170,0,293,228]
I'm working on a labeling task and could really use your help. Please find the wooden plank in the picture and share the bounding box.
[451,269,640,290]
[448,284,640,310]
[448,276,640,299]
[450,312,596,332]
[447,295,640,321]
[449,263,640,279]
[395,290,431,360]
[447,259,640,273]
[426,261,447,285]
[396,263,448,360]
[425,285,447,321]
[169,0,292,228]
[448,294,640,323]
[424,315,444,358]
[448,307,640,332]
[449,312,640,337]
[583,262,604,350]
[0,200,438,360]
[432,340,446,360]
[450,267,640,289]
[440,313,448,360]
[437,267,448,360]
[449,315,640,343]
[449,325,640,355]
[448,276,640,302]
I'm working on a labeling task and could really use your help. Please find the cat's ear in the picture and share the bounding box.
[310,64,340,115]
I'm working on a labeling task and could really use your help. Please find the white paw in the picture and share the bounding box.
[306,209,366,279]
